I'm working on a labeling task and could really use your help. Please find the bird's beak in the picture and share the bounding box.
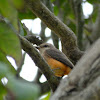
[35,46,40,49]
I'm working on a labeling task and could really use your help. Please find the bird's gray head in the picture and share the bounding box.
[36,43,55,53]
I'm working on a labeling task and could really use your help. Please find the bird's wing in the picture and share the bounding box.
[46,49,74,69]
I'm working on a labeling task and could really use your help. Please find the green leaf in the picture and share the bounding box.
[59,0,66,6]
[0,53,16,74]
[0,62,40,100]
[41,92,51,100]
[87,0,100,4]
[0,0,18,30]
[18,21,25,36]
[0,62,9,99]
[51,0,56,3]
[68,21,76,34]
[91,6,98,22]
[0,21,22,65]
[18,9,36,20]
[9,0,24,9]
[0,82,6,100]
[7,76,40,100]
[22,24,28,36]
[0,62,9,79]
[54,6,59,16]
[61,1,72,18]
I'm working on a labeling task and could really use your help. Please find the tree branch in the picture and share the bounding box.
[18,35,60,92]
[90,5,100,42]
[40,22,47,42]
[24,35,43,45]
[39,81,50,96]
[51,38,100,100]
[24,0,84,64]
[73,0,84,50]
[34,69,42,83]
[45,0,59,49]
[16,52,26,78]
[23,23,43,45]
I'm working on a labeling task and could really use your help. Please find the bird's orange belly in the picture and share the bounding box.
[46,58,71,77]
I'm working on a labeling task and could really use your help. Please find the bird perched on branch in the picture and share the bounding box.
[36,43,74,77]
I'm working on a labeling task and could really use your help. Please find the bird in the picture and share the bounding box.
[36,43,74,77]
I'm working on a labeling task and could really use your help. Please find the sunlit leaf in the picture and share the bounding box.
[42,92,51,100]
[0,21,22,65]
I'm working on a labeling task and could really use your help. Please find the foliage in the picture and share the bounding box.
[41,92,51,100]
[0,0,100,100]
[0,0,39,100]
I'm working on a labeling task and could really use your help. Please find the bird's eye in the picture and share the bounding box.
[43,45,48,47]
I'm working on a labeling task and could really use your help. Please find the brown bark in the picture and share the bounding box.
[51,38,100,100]
[24,0,84,64]
[18,35,60,92]
[90,5,100,42]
